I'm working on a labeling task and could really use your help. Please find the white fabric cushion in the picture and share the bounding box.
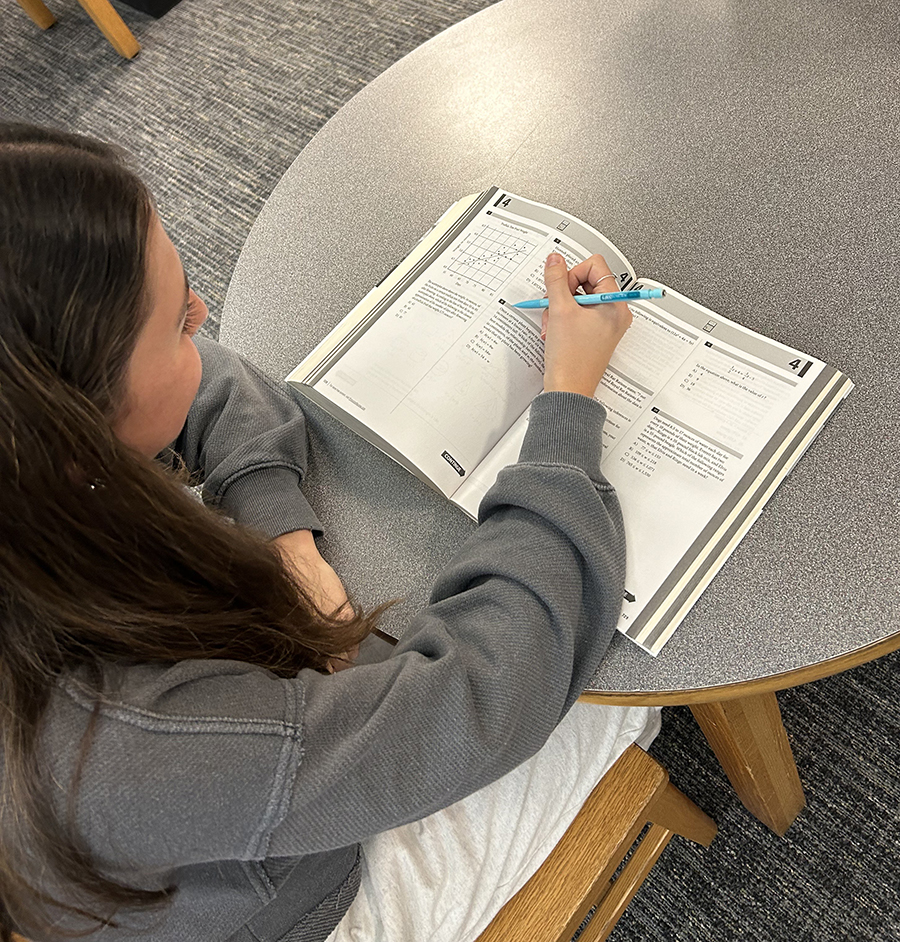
[327,702,660,942]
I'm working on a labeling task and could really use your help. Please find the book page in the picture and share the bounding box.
[454,304,812,514]
[454,407,531,515]
[599,283,850,653]
[289,188,635,496]
[458,282,853,655]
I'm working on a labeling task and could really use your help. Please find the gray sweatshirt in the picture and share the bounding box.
[38,337,626,942]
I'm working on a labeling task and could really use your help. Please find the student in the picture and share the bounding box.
[0,123,648,942]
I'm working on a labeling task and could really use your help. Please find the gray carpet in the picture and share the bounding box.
[2,2,898,940]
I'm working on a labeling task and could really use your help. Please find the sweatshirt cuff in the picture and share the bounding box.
[210,467,324,539]
[518,392,607,481]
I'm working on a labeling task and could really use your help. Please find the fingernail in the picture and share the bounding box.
[546,253,563,266]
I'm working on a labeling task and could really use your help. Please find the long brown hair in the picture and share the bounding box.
[0,124,379,940]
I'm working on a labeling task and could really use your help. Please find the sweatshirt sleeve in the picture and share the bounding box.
[167,335,323,538]
[265,390,626,854]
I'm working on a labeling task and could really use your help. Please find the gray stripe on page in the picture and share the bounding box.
[506,306,543,334]
[606,364,653,397]
[637,372,850,651]
[556,240,588,261]
[497,195,631,267]
[653,409,743,459]
[623,365,842,641]
[630,304,701,342]
[706,344,799,386]
[488,211,548,238]
[301,187,498,385]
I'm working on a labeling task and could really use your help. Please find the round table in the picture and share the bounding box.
[220,0,900,834]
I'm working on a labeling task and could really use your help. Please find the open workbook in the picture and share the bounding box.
[287,189,853,655]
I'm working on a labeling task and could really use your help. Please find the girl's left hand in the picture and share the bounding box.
[271,529,360,672]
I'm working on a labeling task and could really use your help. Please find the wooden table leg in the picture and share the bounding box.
[690,691,805,836]
[76,0,141,58]
[16,0,57,29]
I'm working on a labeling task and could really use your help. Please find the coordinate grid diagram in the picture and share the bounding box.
[445,224,538,292]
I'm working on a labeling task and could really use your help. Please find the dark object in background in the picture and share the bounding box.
[119,0,181,16]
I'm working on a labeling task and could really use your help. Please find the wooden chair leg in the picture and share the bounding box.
[75,0,141,58]
[575,781,717,942]
[576,822,675,942]
[15,0,57,29]
[475,745,716,942]
[647,778,718,847]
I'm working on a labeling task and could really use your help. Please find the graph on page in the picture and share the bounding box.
[444,224,538,292]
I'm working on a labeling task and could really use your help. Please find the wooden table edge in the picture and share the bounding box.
[579,629,900,707]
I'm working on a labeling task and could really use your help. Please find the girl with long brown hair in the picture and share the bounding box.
[0,122,645,942]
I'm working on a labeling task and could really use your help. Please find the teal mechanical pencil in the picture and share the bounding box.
[512,288,665,309]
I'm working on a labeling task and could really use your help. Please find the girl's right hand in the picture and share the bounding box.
[541,253,633,398]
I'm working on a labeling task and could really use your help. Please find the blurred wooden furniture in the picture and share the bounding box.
[477,744,716,942]
[15,0,141,58]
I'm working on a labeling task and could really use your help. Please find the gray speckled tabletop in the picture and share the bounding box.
[221,0,900,698]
